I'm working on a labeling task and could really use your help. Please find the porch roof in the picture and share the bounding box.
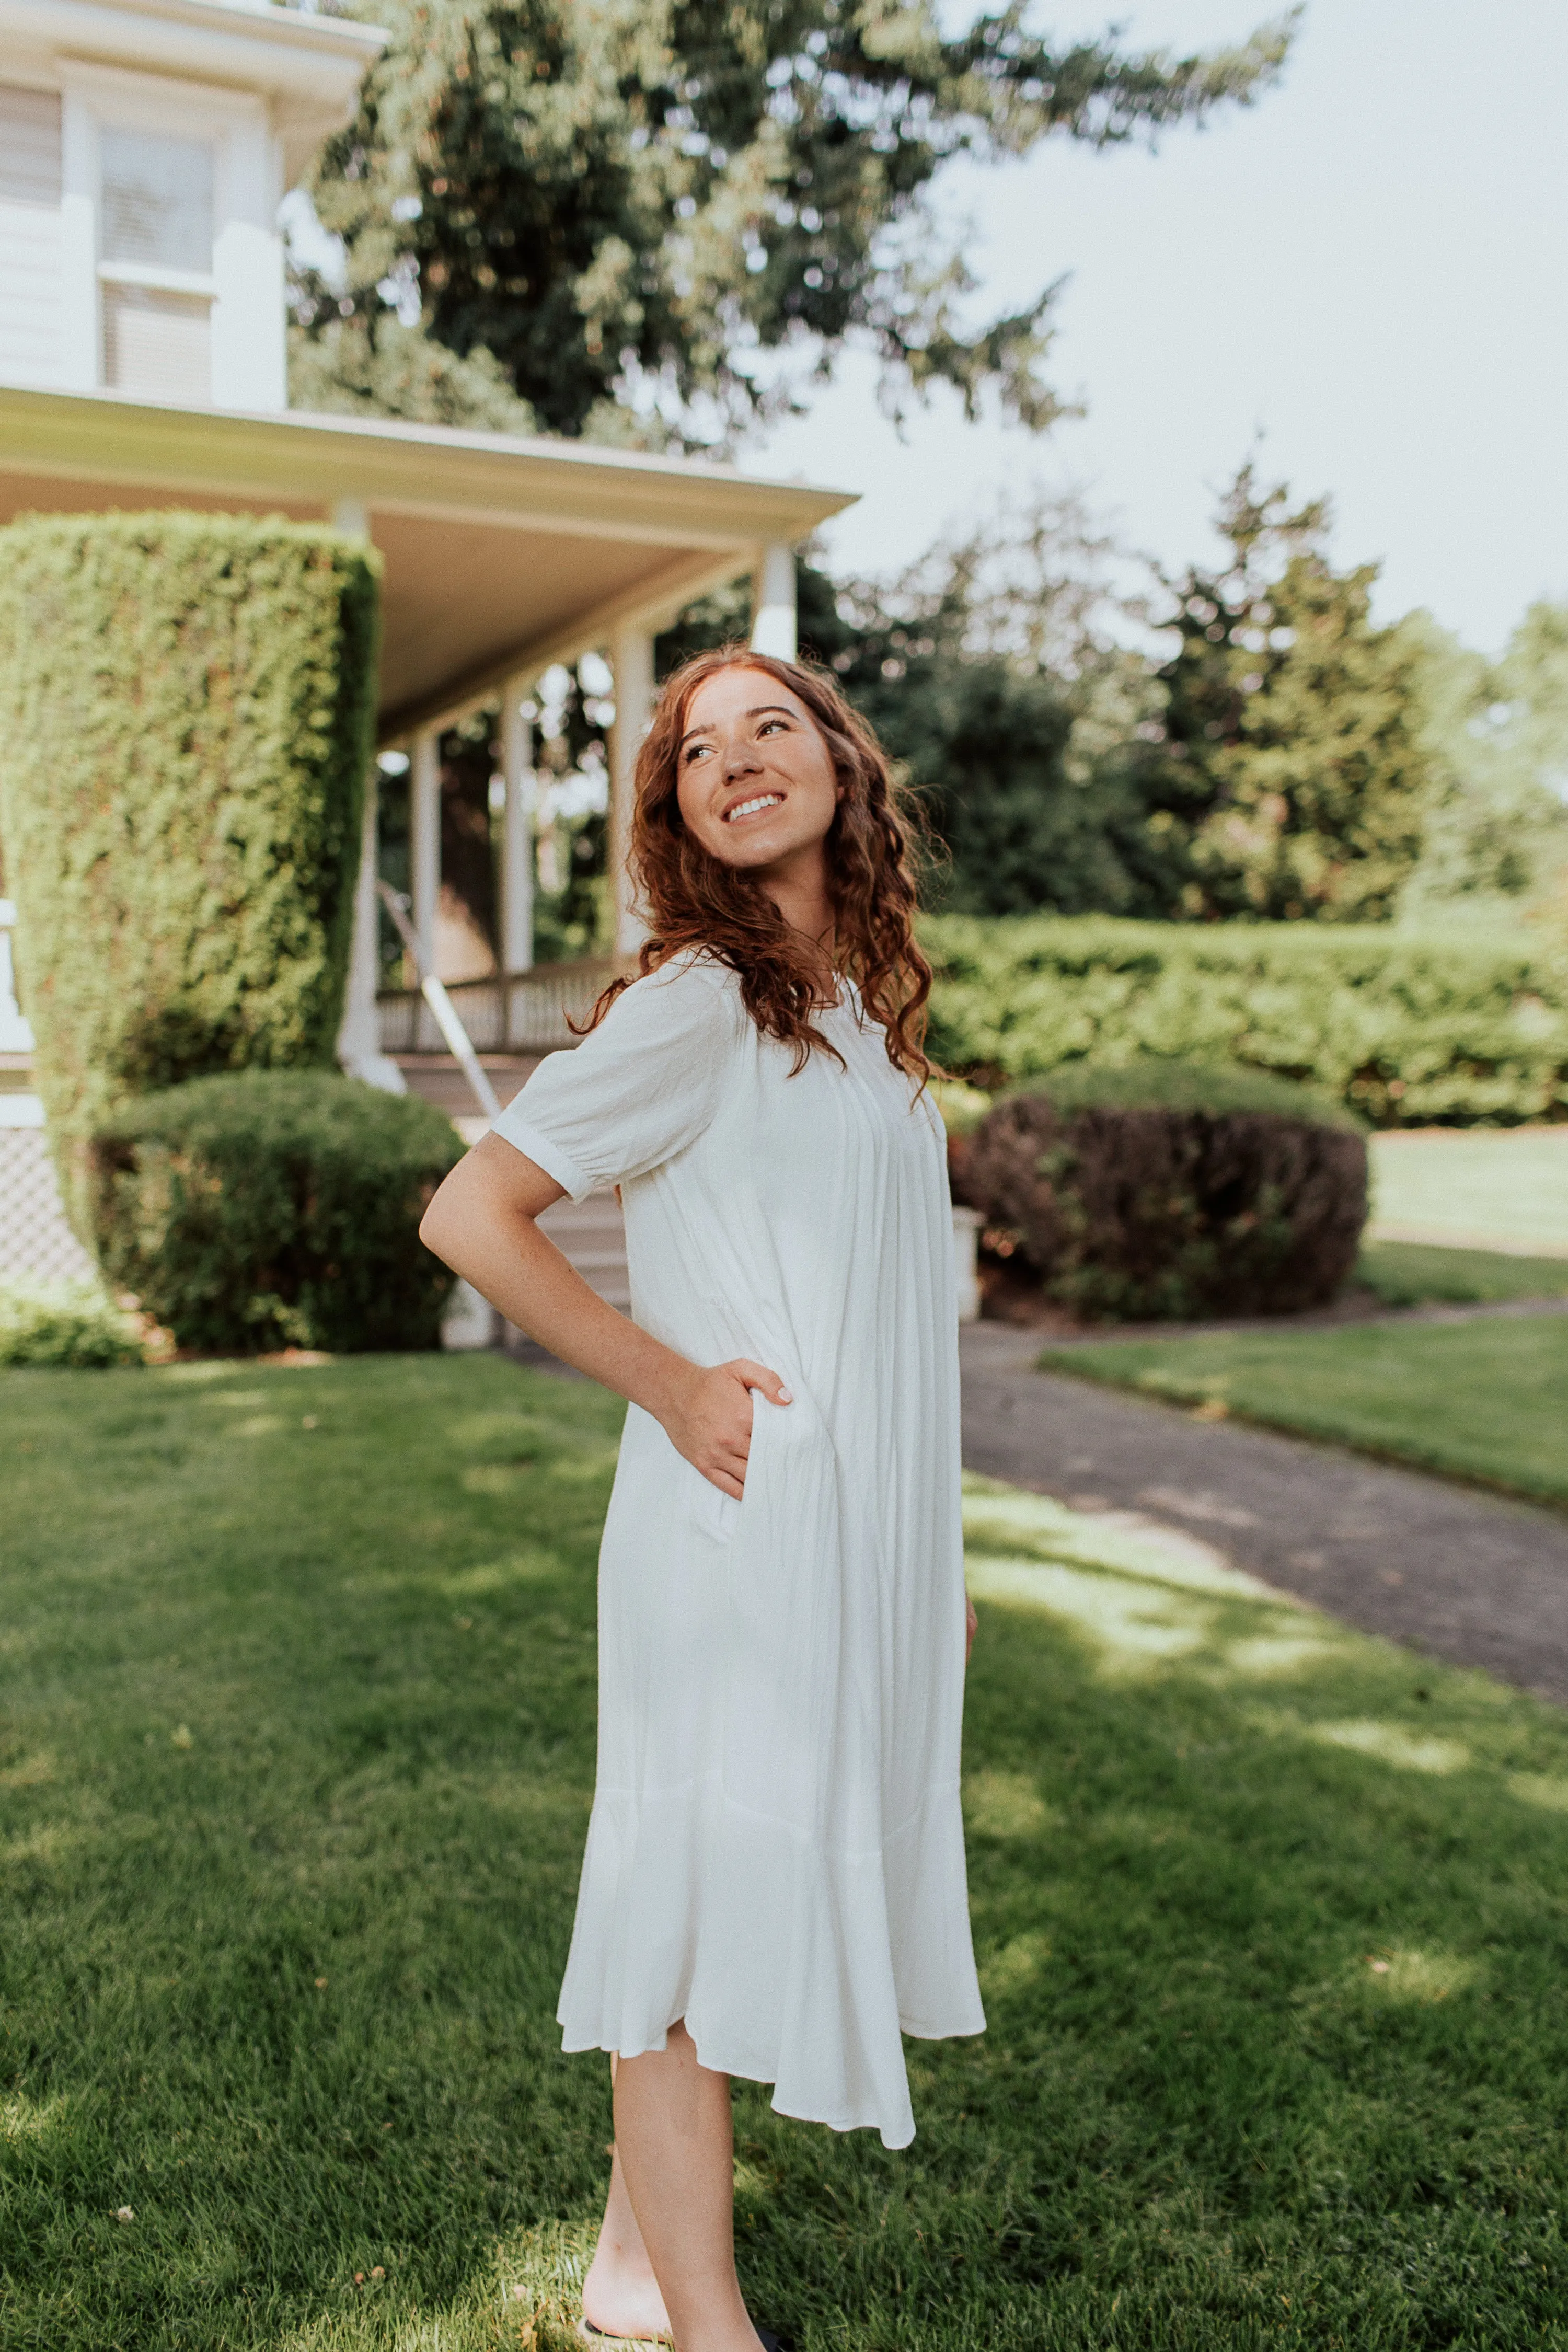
[0,383,855,740]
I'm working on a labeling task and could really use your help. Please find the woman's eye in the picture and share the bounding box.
[683,741,711,762]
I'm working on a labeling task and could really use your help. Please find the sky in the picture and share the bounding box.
[748,0,1568,655]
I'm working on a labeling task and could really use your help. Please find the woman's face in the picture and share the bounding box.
[674,665,841,877]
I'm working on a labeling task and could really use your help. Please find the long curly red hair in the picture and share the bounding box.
[584,645,934,1079]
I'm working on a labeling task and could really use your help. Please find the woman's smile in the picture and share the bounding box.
[676,665,841,883]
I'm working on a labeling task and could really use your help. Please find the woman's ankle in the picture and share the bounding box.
[582,2236,671,2338]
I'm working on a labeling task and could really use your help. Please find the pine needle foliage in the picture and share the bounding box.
[1144,468,1437,921]
[0,513,382,1232]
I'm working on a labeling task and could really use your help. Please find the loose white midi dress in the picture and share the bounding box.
[490,951,984,2149]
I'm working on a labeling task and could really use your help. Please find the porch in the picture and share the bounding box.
[0,381,852,1286]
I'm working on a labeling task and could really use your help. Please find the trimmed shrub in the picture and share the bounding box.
[0,512,382,1231]
[0,1278,147,1368]
[90,1072,463,1354]
[963,1064,1368,1321]
[1021,1057,1364,1130]
[924,914,1568,1128]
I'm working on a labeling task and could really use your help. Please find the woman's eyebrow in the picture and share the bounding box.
[680,703,798,744]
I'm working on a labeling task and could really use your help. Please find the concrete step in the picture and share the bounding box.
[399,1054,538,1118]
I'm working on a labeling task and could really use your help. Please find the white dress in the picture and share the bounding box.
[490,951,984,2149]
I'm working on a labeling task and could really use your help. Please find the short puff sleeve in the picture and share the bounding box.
[488,954,739,1201]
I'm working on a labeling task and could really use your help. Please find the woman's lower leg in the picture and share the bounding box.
[582,2134,672,2340]
[612,2021,761,2352]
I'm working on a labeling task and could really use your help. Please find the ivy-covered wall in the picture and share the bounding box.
[0,512,382,1229]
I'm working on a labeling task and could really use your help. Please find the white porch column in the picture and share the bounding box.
[410,725,441,971]
[336,770,406,1094]
[0,899,36,1054]
[500,678,534,974]
[608,625,654,961]
[750,541,798,660]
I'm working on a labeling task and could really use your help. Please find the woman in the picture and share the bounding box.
[420,647,984,2352]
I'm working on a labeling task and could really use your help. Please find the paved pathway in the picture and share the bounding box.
[960,1324,1568,1707]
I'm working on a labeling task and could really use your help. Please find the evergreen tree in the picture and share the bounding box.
[1146,469,1437,921]
[1398,602,1568,917]
[295,1,1293,441]
[656,513,1183,919]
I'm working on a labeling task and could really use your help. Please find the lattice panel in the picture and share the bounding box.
[0,1129,98,1283]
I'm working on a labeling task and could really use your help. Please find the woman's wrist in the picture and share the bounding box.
[617,1333,701,1432]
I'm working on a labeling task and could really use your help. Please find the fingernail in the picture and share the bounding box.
[779,1386,793,1404]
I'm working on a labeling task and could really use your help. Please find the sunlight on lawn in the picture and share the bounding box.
[1308,1719,1471,1774]
[10,1359,1568,2350]
[1356,1948,1483,2004]
[1369,1127,1568,1255]
[958,1476,1552,1809]
[961,1473,1347,1685]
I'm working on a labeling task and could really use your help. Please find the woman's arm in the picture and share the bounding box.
[419,1136,788,1500]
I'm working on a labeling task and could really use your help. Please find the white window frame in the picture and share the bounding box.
[56,60,283,409]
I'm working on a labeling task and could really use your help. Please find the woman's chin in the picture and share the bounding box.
[706,834,792,872]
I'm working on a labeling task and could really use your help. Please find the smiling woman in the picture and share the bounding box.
[592,646,936,1078]
[417,645,982,2352]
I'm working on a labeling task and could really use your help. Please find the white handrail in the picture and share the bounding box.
[374,882,502,1122]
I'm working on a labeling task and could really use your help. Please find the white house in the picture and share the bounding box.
[0,0,379,409]
[0,0,855,1281]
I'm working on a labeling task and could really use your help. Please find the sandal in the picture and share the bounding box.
[575,2326,671,2347]
[577,2315,787,2350]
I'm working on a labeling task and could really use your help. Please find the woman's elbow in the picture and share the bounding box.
[419,1175,462,1264]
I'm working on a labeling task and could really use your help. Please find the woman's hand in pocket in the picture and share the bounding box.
[661,1359,792,1499]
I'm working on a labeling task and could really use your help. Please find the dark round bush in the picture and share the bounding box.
[961,1059,1369,1321]
[90,1071,464,1354]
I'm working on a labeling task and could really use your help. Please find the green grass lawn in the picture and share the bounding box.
[1357,1239,1568,1307]
[1038,1317,1568,1508]
[1369,1128,1568,1255]
[8,1357,1568,2349]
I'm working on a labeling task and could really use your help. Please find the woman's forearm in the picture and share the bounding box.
[420,1155,696,1423]
[420,1137,787,1500]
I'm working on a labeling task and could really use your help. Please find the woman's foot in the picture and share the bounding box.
[579,2235,672,2343]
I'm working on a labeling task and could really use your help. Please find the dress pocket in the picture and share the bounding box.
[697,1477,740,1544]
[693,1383,773,1545]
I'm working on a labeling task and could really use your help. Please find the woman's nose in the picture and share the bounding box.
[723,738,761,778]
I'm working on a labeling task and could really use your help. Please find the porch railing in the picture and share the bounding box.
[376,956,615,1057]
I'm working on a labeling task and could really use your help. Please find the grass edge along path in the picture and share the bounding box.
[1355,1238,1568,1308]
[1036,1314,1568,1514]
[6,1356,1568,2348]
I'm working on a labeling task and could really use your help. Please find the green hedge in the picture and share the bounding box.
[0,512,382,1230]
[924,914,1568,1128]
[90,1072,463,1355]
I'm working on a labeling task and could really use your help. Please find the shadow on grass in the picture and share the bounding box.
[5,1365,1568,2348]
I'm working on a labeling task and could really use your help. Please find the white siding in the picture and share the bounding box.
[0,86,64,386]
